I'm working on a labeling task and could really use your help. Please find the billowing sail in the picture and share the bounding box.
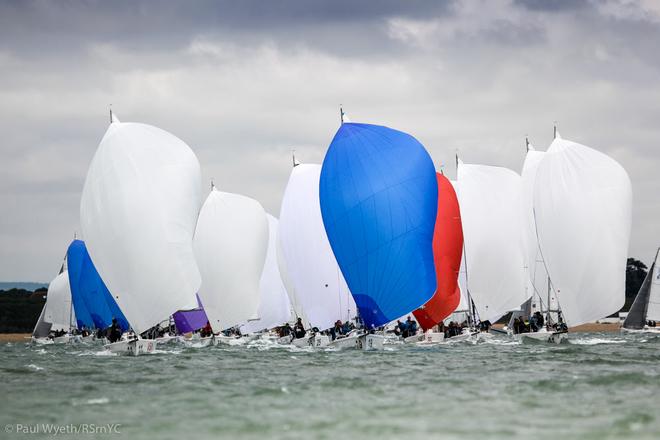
[414,173,463,330]
[44,271,73,331]
[65,242,95,330]
[173,295,208,334]
[66,240,129,331]
[80,119,202,334]
[456,161,526,323]
[533,136,632,327]
[279,164,356,331]
[242,215,292,333]
[194,188,268,333]
[319,123,438,329]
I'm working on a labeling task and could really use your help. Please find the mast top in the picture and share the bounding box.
[340,105,344,125]
[292,149,300,168]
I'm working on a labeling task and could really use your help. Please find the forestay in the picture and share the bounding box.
[279,164,355,331]
[242,215,292,334]
[194,188,268,333]
[456,160,526,323]
[80,119,202,334]
[533,135,632,327]
[319,123,438,329]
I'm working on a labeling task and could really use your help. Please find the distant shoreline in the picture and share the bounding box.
[0,333,32,342]
[0,323,624,344]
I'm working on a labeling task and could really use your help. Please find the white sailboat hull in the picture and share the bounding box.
[52,335,71,344]
[291,335,313,347]
[31,337,53,345]
[327,334,385,350]
[104,339,157,356]
[311,334,330,347]
[516,330,567,344]
[403,333,425,343]
[420,332,445,344]
[211,335,242,346]
[621,327,660,334]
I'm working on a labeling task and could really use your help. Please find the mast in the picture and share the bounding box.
[340,105,345,125]
[525,136,530,152]
[553,122,557,140]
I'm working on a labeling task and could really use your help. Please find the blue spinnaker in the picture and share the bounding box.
[319,122,438,328]
[67,240,129,331]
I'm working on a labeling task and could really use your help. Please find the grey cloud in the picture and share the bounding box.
[0,0,659,282]
[514,0,591,12]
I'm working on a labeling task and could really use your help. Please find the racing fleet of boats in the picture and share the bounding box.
[32,109,642,354]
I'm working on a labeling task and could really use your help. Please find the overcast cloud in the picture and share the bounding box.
[0,0,658,282]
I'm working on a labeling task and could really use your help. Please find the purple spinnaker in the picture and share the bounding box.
[173,294,208,333]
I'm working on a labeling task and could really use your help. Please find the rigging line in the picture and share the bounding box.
[531,205,563,318]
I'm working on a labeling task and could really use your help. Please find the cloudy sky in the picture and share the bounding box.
[1,0,658,282]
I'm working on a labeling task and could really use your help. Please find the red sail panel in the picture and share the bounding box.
[413,173,464,331]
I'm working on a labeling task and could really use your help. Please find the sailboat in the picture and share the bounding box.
[533,132,632,335]
[514,138,566,343]
[193,186,269,345]
[278,161,356,348]
[241,214,293,335]
[411,172,463,344]
[80,113,202,355]
[319,119,438,350]
[622,248,660,332]
[454,158,527,333]
[32,267,75,344]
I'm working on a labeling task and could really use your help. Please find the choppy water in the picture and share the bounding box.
[1,332,659,439]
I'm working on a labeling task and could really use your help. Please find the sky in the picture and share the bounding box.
[0,0,658,282]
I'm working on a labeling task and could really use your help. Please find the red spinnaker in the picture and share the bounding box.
[413,173,463,331]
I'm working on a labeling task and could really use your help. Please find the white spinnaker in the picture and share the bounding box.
[647,255,660,321]
[80,120,202,334]
[278,164,356,330]
[457,161,527,322]
[533,136,632,327]
[44,271,73,331]
[242,214,292,333]
[194,189,268,333]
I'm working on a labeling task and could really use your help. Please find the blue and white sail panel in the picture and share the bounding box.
[66,240,129,331]
[319,122,438,328]
[65,242,95,330]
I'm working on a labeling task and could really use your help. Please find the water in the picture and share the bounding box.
[1,332,659,439]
